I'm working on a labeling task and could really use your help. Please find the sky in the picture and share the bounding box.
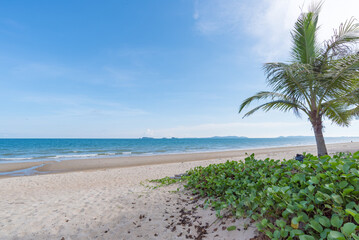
[0,0,359,138]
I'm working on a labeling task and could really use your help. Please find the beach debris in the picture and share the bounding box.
[295,154,304,162]
[170,173,188,179]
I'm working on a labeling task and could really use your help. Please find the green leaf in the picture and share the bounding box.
[273,230,281,239]
[290,229,304,237]
[280,229,289,238]
[346,201,356,209]
[343,163,351,173]
[346,208,358,217]
[341,222,357,236]
[316,191,330,202]
[321,228,331,239]
[292,217,299,225]
[352,233,359,240]
[332,194,343,204]
[331,214,343,228]
[299,235,315,240]
[293,173,306,183]
[345,209,359,223]
[298,211,309,222]
[261,218,268,225]
[319,216,331,228]
[306,204,314,212]
[310,219,323,233]
[227,225,236,231]
[328,231,345,240]
[310,176,319,184]
[276,219,286,228]
[339,181,348,189]
[343,187,354,195]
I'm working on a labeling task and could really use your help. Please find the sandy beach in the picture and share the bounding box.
[0,142,358,240]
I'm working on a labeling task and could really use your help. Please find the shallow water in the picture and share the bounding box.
[0,137,358,163]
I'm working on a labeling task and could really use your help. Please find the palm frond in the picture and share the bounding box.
[242,100,305,118]
[322,101,351,126]
[322,17,359,60]
[340,88,359,118]
[320,54,359,99]
[264,62,313,103]
[346,105,359,118]
[239,91,286,113]
[342,88,359,105]
[290,2,322,64]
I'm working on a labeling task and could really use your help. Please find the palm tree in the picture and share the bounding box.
[238,2,359,156]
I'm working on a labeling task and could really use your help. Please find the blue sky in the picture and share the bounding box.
[1,0,359,138]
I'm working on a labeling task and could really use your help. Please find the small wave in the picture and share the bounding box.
[49,154,99,159]
[121,152,132,155]
[97,152,116,156]
[0,157,34,161]
[34,155,57,159]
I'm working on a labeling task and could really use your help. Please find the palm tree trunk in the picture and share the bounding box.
[312,118,328,156]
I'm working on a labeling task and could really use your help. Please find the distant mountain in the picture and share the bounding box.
[277,136,312,138]
[210,136,248,139]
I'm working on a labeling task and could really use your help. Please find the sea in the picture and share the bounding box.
[0,137,359,164]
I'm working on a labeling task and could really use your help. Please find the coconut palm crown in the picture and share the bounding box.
[239,2,359,156]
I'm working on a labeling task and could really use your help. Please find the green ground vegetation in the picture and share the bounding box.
[154,153,359,239]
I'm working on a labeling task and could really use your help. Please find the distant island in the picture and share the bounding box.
[210,136,248,139]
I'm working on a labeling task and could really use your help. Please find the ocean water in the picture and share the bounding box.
[0,137,358,164]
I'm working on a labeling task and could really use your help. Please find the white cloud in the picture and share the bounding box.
[194,0,359,61]
[194,0,243,35]
[148,121,312,138]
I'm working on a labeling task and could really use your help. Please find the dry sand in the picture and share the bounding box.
[0,142,358,240]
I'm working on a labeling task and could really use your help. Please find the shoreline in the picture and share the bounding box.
[1,142,358,178]
[1,142,359,239]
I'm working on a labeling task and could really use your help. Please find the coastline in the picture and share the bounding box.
[0,142,358,178]
[1,142,358,239]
